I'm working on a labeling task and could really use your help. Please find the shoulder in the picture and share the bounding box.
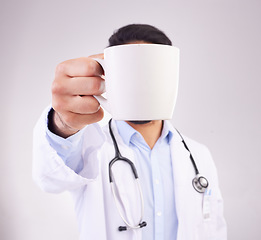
[182,135,212,161]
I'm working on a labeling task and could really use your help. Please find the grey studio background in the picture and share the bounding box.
[1,0,260,239]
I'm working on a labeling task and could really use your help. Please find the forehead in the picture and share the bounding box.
[126,41,151,44]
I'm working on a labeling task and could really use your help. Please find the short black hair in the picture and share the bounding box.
[108,24,172,47]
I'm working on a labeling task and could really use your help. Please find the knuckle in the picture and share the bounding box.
[74,57,94,76]
[55,62,66,75]
[80,96,99,113]
[84,58,96,75]
[51,80,65,95]
[88,97,100,113]
[90,78,101,93]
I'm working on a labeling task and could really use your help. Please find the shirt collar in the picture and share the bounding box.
[160,120,174,144]
[115,120,137,146]
[115,120,174,146]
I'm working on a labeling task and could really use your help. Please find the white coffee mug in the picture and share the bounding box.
[94,43,180,120]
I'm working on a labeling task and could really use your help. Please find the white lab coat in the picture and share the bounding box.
[33,108,227,240]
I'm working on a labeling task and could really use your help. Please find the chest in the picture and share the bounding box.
[97,139,201,236]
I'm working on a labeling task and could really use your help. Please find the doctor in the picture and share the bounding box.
[33,24,227,240]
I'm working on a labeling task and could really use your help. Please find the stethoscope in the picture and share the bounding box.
[108,119,209,232]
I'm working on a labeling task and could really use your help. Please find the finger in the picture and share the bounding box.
[52,76,105,96]
[55,57,104,78]
[56,95,101,115]
[59,108,104,130]
[68,77,105,95]
[88,53,104,59]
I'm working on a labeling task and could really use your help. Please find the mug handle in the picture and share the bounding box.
[92,58,111,113]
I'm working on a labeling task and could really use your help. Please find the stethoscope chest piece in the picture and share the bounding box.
[192,174,209,193]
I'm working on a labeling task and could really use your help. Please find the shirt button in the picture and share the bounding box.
[157,211,162,217]
[61,145,69,150]
[155,179,160,184]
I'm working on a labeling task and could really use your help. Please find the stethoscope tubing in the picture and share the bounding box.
[108,119,209,231]
[108,119,146,231]
[110,178,145,230]
[175,128,199,175]
[109,156,138,182]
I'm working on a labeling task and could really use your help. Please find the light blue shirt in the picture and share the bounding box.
[46,118,178,240]
[115,120,178,240]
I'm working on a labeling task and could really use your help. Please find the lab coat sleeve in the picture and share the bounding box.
[32,106,105,193]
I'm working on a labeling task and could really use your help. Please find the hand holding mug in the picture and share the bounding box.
[50,55,105,138]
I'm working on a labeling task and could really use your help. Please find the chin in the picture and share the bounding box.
[129,120,152,125]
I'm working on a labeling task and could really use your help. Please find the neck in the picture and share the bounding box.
[126,120,163,149]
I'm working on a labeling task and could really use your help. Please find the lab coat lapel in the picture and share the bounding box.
[170,130,202,240]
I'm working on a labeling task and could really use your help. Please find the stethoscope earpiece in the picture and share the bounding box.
[192,174,209,193]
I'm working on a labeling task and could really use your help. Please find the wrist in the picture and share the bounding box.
[48,108,79,138]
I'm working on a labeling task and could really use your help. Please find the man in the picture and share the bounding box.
[33,24,227,240]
